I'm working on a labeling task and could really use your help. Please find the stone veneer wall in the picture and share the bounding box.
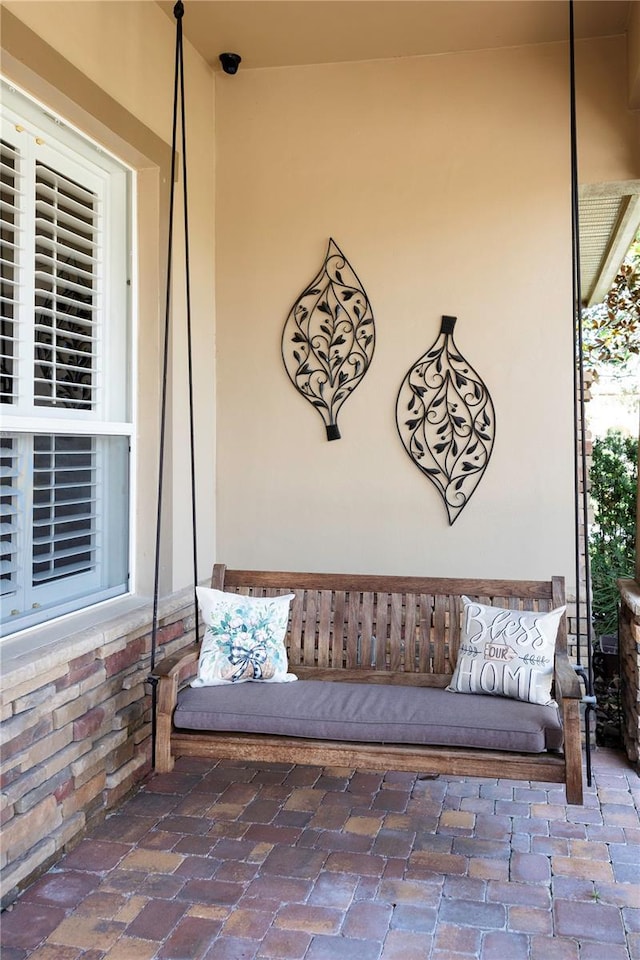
[0,589,197,908]
[618,579,640,774]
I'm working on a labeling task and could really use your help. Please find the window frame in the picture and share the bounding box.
[1,82,135,638]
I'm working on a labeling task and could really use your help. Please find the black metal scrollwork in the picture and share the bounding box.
[282,238,375,440]
[396,315,496,525]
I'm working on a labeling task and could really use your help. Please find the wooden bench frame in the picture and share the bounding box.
[155,565,584,804]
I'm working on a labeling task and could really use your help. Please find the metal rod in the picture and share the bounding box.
[569,0,596,787]
[148,0,184,770]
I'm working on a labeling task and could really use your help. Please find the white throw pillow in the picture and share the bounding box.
[193,587,297,686]
[446,597,565,705]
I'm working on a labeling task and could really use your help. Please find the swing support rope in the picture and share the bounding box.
[568,0,596,787]
[148,0,199,769]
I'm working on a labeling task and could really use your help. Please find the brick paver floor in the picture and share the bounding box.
[1,747,638,959]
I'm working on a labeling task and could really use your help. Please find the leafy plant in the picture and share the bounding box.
[589,431,637,637]
[582,234,640,374]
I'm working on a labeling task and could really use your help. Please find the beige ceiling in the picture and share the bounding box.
[159,0,630,71]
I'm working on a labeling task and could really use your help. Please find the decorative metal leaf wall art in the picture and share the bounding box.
[282,238,375,440]
[396,315,496,525]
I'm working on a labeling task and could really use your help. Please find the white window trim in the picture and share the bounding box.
[1,81,136,640]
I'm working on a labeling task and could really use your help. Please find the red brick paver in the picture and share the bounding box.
[1,749,638,959]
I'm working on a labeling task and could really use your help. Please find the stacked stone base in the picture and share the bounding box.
[0,589,197,908]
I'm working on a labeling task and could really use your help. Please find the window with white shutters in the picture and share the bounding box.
[1,83,131,637]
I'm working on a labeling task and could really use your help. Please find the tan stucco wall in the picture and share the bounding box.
[1,0,217,596]
[215,37,638,588]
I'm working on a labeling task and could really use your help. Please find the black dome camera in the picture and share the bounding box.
[219,53,242,75]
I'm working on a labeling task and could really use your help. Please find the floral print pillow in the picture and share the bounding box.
[192,587,297,686]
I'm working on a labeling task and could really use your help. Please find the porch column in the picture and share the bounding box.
[617,435,640,774]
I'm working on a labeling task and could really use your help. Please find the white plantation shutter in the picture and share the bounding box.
[0,435,20,601]
[32,435,98,584]
[1,85,131,638]
[34,163,98,410]
[1,137,19,405]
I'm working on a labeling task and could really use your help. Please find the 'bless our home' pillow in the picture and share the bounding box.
[446,597,566,706]
[193,587,296,686]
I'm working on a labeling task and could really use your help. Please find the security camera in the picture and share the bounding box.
[219,53,241,75]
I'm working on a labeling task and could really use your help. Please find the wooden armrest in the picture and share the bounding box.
[554,650,581,700]
[152,643,200,681]
[154,643,201,774]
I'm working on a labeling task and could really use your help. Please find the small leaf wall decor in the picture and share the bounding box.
[282,238,375,440]
[396,315,496,525]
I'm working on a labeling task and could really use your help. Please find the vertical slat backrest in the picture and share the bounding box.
[448,594,461,669]
[389,593,404,671]
[360,592,375,667]
[432,595,447,673]
[211,568,566,680]
[552,576,569,655]
[302,590,318,665]
[317,591,332,667]
[374,593,389,668]
[332,591,347,667]
[288,590,304,665]
[346,591,360,668]
[401,594,416,672]
[417,594,432,672]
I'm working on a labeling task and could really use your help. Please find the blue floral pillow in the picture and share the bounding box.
[192,587,296,686]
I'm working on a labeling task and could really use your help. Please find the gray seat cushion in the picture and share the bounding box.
[174,680,563,754]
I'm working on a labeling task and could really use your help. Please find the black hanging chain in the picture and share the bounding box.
[568,0,596,787]
[148,0,199,769]
[178,4,201,639]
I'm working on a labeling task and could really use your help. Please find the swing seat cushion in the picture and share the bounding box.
[173,679,564,754]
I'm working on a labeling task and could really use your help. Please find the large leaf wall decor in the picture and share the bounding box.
[396,315,496,525]
[282,238,375,440]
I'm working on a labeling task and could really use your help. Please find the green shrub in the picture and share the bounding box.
[589,431,637,637]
